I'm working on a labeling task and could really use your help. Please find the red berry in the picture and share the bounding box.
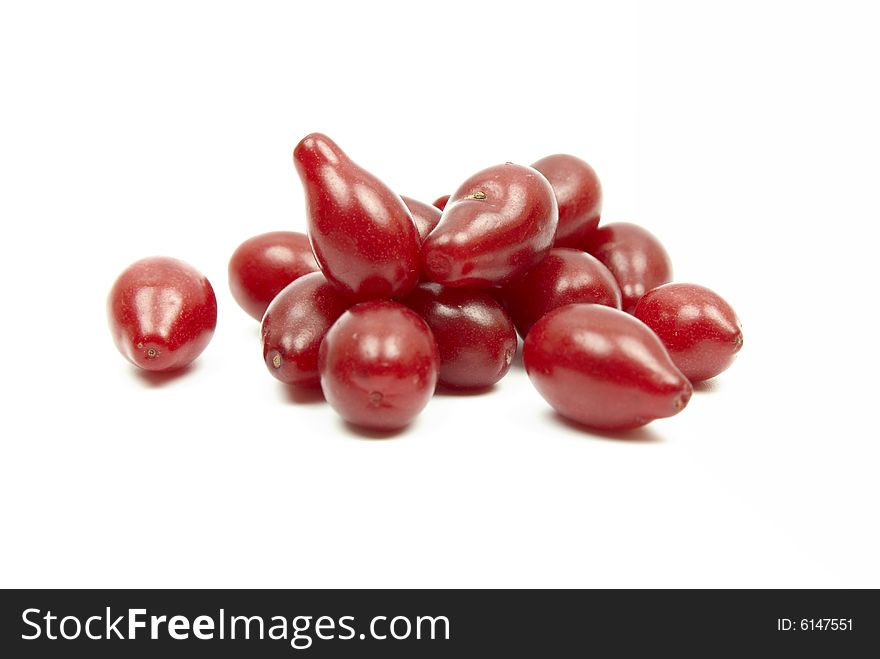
[402,283,517,389]
[421,163,558,288]
[633,283,743,382]
[400,195,442,243]
[319,300,439,430]
[108,257,217,371]
[432,194,450,211]
[500,248,621,337]
[261,272,352,386]
[293,133,421,301]
[228,231,318,321]
[523,304,692,430]
[584,222,672,313]
[532,154,602,249]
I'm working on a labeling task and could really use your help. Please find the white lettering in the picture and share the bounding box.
[370,616,387,640]
[193,615,214,640]
[167,615,190,640]
[59,616,81,640]
[150,615,167,639]
[106,608,125,639]
[390,616,411,640]
[85,615,102,640]
[21,608,41,640]
[128,608,147,639]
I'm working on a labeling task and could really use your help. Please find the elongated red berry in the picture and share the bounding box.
[421,163,558,288]
[293,133,421,301]
[524,304,692,430]
[108,257,217,371]
[633,283,743,382]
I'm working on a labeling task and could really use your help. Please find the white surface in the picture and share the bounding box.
[1,1,878,588]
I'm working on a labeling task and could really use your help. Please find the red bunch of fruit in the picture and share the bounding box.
[108,133,742,433]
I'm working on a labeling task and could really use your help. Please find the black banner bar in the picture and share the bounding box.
[1,589,876,657]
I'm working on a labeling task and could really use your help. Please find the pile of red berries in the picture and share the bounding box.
[108,133,742,432]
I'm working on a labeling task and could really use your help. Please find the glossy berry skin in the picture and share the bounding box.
[228,231,318,321]
[293,133,421,301]
[108,257,217,371]
[524,304,692,430]
[261,272,352,386]
[319,300,439,430]
[584,222,673,313]
[402,283,517,389]
[432,194,450,211]
[400,196,442,243]
[421,163,558,288]
[500,248,622,337]
[532,154,603,249]
[633,283,743,382]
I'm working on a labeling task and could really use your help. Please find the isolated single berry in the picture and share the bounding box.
[108,257,217,371]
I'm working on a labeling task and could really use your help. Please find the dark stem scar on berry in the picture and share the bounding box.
[272,353,282,369]
[465,191,487,200]
[146,348,158,358]
[368,391,383,406]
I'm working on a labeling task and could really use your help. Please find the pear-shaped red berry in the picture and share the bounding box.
[421,163,558,288]
[108,257,217,372]
[634,283,743,382]
[293,133,421,301]
[524,304,692,430]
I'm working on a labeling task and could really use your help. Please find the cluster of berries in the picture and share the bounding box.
[108,133,742,433]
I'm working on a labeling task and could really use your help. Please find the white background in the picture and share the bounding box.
[1,1,878,588]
